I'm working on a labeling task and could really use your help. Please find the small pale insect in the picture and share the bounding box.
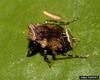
[43,11,61,20]
[26,19,85,64]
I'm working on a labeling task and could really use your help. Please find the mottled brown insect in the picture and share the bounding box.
[27,19,81,63]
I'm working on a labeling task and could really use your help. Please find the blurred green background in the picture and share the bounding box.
[0,0,100,80]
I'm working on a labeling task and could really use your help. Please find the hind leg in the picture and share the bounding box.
[72,38,80,43]
[67,54,87,58]
[72,38,80,49]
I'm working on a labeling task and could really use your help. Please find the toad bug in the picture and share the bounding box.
[27,19,85,64]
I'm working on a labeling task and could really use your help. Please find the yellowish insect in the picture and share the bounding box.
[43,11,61,20]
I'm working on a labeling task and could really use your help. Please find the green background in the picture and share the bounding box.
[0,0,100,80]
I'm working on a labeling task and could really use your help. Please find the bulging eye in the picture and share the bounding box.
[33,41,39,46]
[33,41,37,44]
[60,48,63,51]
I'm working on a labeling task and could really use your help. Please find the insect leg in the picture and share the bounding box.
[67,54,87,58]
[27,40,40,57]
[27,40,34,57]
[72,38,80,43]
[72,38,80,49]
[44,50,51,63]
[52,50,57,60]
[64,18,79,25]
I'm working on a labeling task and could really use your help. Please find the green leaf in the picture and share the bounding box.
[0,0,100,80]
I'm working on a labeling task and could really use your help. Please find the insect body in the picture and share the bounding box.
[27,19,80,63]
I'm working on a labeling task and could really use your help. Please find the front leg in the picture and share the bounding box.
[27,40,40,57]
[27,46,38,57]
[44,50,51,63]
